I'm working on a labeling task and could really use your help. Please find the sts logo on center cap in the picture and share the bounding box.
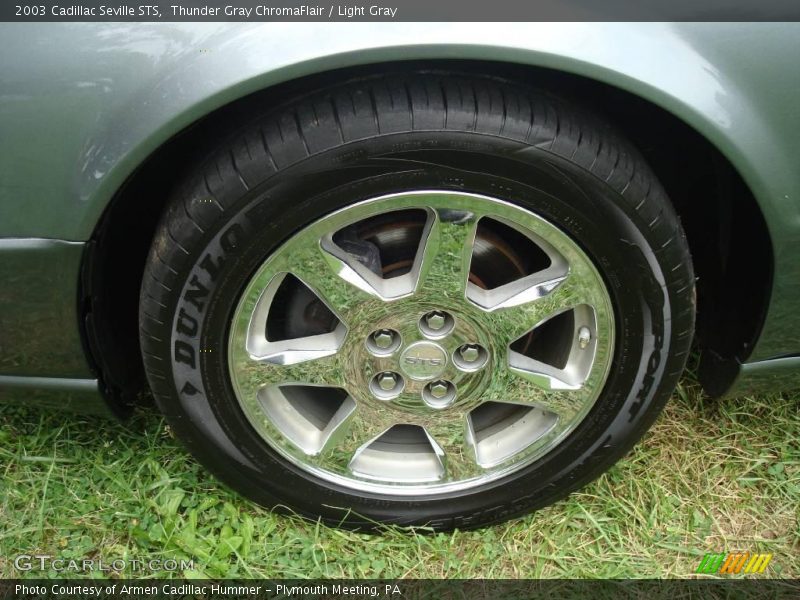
[399,341,448,380]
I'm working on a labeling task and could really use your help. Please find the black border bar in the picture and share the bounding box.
[4,0,800,22]
[2,579,800,599]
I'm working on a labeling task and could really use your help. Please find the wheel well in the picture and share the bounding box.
[80,60,772,410]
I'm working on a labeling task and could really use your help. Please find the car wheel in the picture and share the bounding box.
[139,73,695,530]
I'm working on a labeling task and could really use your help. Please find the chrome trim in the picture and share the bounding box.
[228,191,615,495]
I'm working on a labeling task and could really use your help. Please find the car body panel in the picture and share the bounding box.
[724,356,800,398]
[1,22,800,409]
[0,239,91,377]
[0,374,108,415]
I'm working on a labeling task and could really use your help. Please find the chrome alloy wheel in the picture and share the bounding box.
[228,191,614,495]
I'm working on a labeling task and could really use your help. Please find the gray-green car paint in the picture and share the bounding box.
[1,22,799,412]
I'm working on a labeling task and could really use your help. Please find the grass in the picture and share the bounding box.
[0,372,797,580]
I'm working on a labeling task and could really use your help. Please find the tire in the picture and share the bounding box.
[139,72,695,531]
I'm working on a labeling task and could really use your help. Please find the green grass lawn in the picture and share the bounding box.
[0,373,797,579]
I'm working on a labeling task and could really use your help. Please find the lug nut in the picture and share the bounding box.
[453,343,488,371]
[420,310,454,338]
[425,311,446,331]
[429,380,450,399]
[373,329,394,349]
[366,328,400,355]
[377,372,398,391]
[578,326,591,349]
[423,380,456,408]
[459,344,481,363]
[370,371,404,400]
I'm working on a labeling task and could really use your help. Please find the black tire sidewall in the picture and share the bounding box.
[162,132,676,529]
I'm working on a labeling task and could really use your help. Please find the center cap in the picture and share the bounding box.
[399,341,447,381]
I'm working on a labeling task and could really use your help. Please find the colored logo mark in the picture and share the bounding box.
[696,552,773,574]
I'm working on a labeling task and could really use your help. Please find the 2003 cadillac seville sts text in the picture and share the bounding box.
[38,4,160,16]
[1,22,799,531]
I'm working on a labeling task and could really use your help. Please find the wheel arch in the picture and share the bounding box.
[79,57,772,410]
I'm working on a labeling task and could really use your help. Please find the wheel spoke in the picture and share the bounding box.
[414,208,480,299]
[314,406,397,474]
[247,323,347,366]
[422,415,484,482]
[231,352,346,401]
[480,271,591,346]
[288,242,385,320]
[507,353,582,392]
[482,362,588,423]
